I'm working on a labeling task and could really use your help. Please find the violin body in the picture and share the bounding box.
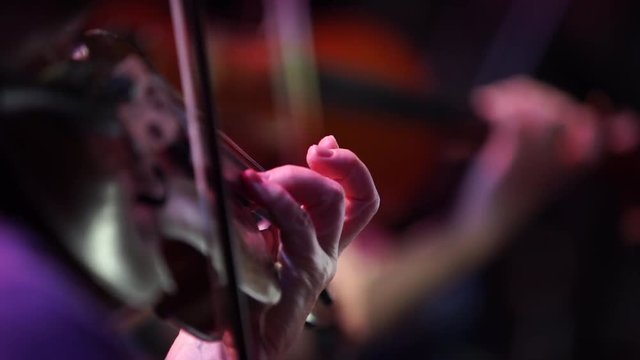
[53,26,283,341]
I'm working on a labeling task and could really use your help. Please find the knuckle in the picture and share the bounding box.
[284,252,322,287]
[338,149,361,170]
[324,260,337,283]
[293,205,314,230]
[318,181,346,215]
[369,191,381,213]
[325,179,346,204]
[279,164,302,178]
[279,202,314,238]
[301,254,336,290]
[266,187,303,222]
[335,147,356,160]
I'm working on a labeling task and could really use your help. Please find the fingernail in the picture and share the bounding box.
[319,135,339,148]
[314,145,334,157]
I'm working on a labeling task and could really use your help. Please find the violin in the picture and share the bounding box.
[79,1,482,356]
[62,20,284,360]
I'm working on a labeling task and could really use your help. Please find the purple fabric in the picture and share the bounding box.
[0,220,136,359]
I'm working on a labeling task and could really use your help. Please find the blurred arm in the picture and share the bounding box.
[332,76,602,342]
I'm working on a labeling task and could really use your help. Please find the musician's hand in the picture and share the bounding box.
[238,136,379,359]
[455,76,600,231]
